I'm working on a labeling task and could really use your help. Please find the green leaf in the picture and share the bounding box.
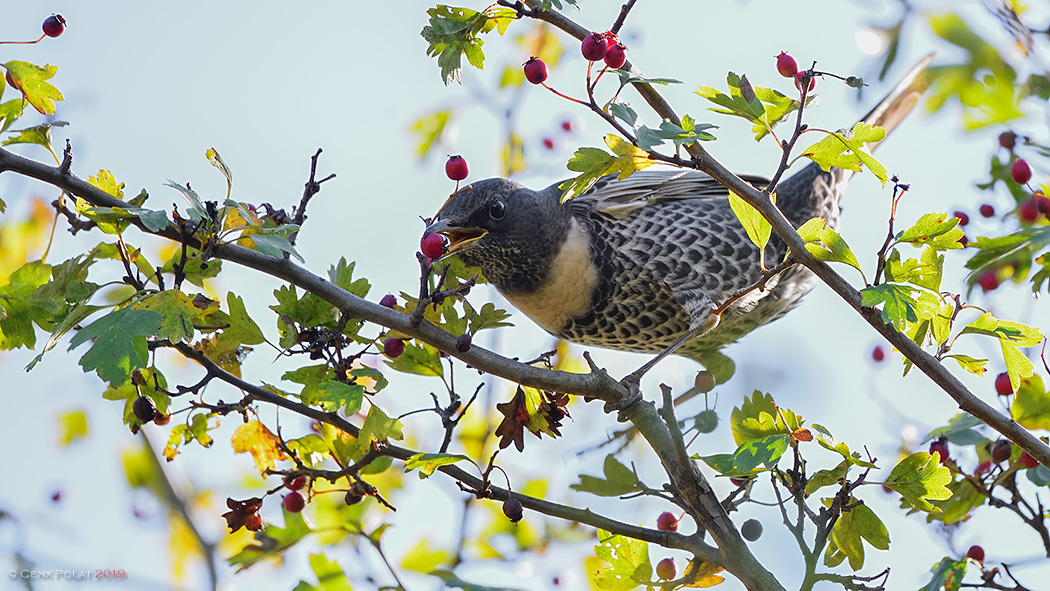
[797,217,864,276]
[799,123,888,186]
[132,290,217,344]
[228,510,312,569]
[859,283,942,331]
[222,293,265,345]
[249,232,304,263]
[2,60,64,115]
[385,340,444,377]
[404,453,471,478]
[884,246,944,291]
[730,390,798,445]
[409,109,453,160]
[592,529,651,590]
[884,452,953,512]
[896,212,965,251]
[420,6,513,85]
[945,354,988,377]
[960,312,1043,390]
[0,260,57,349]
[1011,375,1050,431]
[315,381,364,416]
[571,454,642,497]
[697,72,764,120]
[294,553,351,591]
[823,501,890,571]
[350,404,404,457]
[559,135,656,200]
[401,539,453,574]
[729,434,790,473]
[0,98,26,133]
[926,413,986,446]
[728,191,774,266]
[3,120,67,152]
[920,557,967,591]
[69,307,163,385]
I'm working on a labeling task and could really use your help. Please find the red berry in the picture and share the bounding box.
[283,491,305,513]
[966,544,985,563]
[994,372,1013,396]
[581,32,609,61]
[153,412,171,426]
[975,460,993,475]
[383,337,405,359]
[730,477,747,487]
[42,14,66,38]
[284,475,307,491]
[379,294,397,308]
[655,558,676,581]
[445,155,469,181]
[523,57,548,85]
[51,490,64,503]
[776,52,798,78]
[794,71,816,92]
[929,440,949,463]
[871,345,886,362]
[1020,198,1040,222]
[1020,451,1039,469]
[455,333,472,353]
[952,211,969,226]
[542,137,555,150]
[561,120,573,132]
[978,270,1000,292]
[656,511,678,532]
[991,440,1012,464]
[979,203,996,218]
[998,131,1016,150]
[1035,194,1050,215]
[1011,159,1032,184]
[604,43,627,69]
[420,232,447,259]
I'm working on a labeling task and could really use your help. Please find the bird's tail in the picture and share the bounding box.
[776,53,934,227]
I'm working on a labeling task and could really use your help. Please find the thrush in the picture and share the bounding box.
[425,57,931,379]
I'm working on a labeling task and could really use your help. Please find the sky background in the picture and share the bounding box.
[1,1,1048,590]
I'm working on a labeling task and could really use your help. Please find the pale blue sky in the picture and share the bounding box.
[1,2,1048,590]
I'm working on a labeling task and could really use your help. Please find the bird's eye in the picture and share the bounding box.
[489,200,506,220]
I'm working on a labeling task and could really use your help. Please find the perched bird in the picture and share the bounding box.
[425,57,931,380]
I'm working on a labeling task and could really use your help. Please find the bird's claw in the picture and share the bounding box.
[604,372,644,418]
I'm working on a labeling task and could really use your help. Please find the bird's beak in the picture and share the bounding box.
[424,219,488,254]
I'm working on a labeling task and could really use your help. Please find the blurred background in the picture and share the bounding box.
[0,1,1047,590]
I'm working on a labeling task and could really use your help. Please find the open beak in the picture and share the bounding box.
[424,219,488,255]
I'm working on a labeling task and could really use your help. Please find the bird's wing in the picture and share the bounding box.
[571,169,771,219]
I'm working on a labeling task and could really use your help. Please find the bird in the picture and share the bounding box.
[425,57,931,384]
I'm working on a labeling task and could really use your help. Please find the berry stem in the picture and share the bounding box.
[540,82,590,107]
[0,33,47,45]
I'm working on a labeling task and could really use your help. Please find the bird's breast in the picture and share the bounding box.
[500,219,598,336]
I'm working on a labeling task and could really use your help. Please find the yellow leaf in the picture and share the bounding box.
[231,420,287,476]
[684,560,726,587]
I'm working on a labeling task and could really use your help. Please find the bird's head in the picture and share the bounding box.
[424,177,569,292]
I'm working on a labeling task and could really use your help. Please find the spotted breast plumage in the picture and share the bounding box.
[426,57,931,369]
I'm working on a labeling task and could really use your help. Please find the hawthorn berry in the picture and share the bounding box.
[523,57,548,85]
[1019,199,1040,222]
[1011,159,1032,184]
[952,211,969,226]
[694,370,716,393]
[283,491,305,513]
[284,475,307,491]
[1035,194,1050,215]
[445,155,469,181]
[929,439,949,463]
[604,43,627,69]
[420,232,446,259]
[693,409,718,434]
[455,333,472,353]
[51,490,64,503]
[998,131,1016,150]
[383,337,405,359]
[656,511,678,532]
[561,120,574,132]
[740,519,763,542]
[794,71,816,92]
[581,32,609,61]
[979,203,995,218]
[871,345,886,362]
[991,440,1012,464]
[966,545,985,563]
[655,558,676,581]
[503,497,524,522]
[42,14,66,38]
[379,294,397,308]
[977,270,1000,293]
[153,412,171,426]
[975,460,993,475]
[1020,451,1039,469]
[730,477,747,487]
[132,396,157,423]
[994,372,1012,396]
[776,52,798,78]
[542,137,555,150]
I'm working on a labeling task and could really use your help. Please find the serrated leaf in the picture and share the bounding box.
[315,380,364,416]
[797,218,864,276]
[823,501,890,571]
[730,390,799,445]
[859,283,943,330]
[960,312,1042,390]
[69,307,163,385]
[800,123,888,185]
[559,134,655,200]
[350,404,404,457]
[404,453,471,478]
[591,529,651,590]
[896,212,965,250]
[3,120,67,152]
[2,60,64,115]
[231,420,288,476]
[884,452,953,512]
[920,557,967,591]
[571,454,641,497]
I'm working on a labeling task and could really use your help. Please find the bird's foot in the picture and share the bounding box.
[604,370,645,417]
